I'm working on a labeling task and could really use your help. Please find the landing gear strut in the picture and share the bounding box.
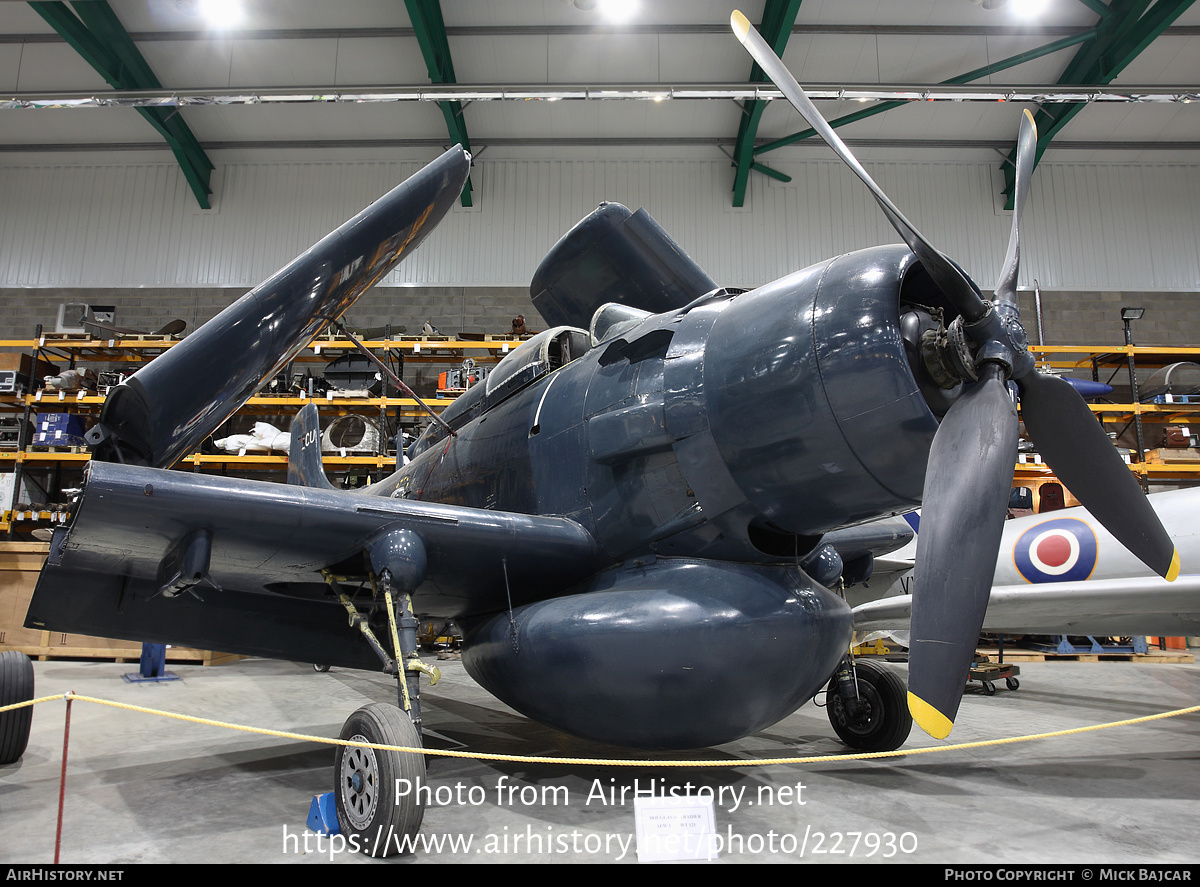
[325,540,438,856]
[825,656,912,752]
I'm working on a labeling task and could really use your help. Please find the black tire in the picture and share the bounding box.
[313,664,331,673]
[334,703,425,857]
[1006,677,1020,691]
[983,681,996,696]
[0,651,35,765]
[825,660,912,752]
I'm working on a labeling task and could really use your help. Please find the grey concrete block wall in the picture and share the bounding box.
[1016,290,1200,348]
[0,286,547,342]
[5,286,1195,348]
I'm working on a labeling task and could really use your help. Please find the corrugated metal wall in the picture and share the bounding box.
[1,155,1198,291]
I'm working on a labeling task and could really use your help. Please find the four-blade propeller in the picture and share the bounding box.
[731,10,1179,739]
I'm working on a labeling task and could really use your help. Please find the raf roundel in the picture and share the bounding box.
[1014,518,1099,584]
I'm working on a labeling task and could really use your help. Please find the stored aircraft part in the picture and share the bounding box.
[825,659,912,752]
[86,146,471,468]
[214,422,290,454]
[0,651,34,765]
[461,559,852,749]
[530,203,716,330]
[333,322,450,435]
[322,415,380,455]
[1142,362,1200,400]
[323,354,383,395]
[334,703,424,857]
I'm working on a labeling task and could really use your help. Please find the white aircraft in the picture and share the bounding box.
[852,487,1200,638]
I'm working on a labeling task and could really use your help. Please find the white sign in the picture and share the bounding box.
[634,795,717,862]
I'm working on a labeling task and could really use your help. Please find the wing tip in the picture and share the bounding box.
[908,691,954,739]
[730,10,751,42]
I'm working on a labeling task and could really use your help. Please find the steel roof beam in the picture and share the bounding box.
[13,23,1200,42]
[4,137,1198,153]
[27,1,214,208]
[730,0,803,207]
[752,27,1100,157]
[1001,0,1196,209]
[404,0,473,207]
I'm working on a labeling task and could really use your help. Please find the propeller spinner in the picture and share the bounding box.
[731,10,1179,739]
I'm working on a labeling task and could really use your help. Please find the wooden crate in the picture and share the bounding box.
[0,541,241,665]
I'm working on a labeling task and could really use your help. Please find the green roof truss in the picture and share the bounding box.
[404,0,474,207]
[29,1,215,208]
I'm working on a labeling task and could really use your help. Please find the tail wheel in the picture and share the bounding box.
[334,703,425,856]
[0,651,35,765]
[825,660,912,752]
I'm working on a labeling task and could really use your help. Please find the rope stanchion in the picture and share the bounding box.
[5,692,1199,768]
[54,691,73,865]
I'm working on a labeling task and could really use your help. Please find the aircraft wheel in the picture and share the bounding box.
[0,651,35,765]
[334,703,425,856]
[825,660,911,752]
[313,664,331,673]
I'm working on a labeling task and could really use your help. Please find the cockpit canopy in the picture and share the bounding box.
[408,326,591,458]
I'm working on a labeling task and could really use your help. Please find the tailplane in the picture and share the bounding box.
[287,403,334,490]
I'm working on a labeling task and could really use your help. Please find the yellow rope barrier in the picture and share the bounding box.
[4,693,1199,767]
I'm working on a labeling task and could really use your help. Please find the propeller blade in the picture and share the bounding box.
[908,365,1018,738]
[730,10,986,322]
[1017,370,1180,580]
[994,109,1037,304]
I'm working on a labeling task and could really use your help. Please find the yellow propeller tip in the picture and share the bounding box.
[731,10,752,42]
[908,692,954,739]
[1166,549,1181,582]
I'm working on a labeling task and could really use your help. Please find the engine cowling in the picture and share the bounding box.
[687,245,958,540]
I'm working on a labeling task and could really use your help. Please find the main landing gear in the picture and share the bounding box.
[325,535,439,856]
[825,656,912,752]
[0,650,35,765]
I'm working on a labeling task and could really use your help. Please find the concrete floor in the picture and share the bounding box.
[1,652,1198,865]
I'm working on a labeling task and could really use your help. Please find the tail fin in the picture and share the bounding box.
[287,403,334,490]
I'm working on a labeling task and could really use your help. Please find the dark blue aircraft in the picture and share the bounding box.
[22,12,1178,854]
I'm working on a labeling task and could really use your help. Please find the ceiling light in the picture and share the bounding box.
[597,0,638,24]
[196,0,244,28]
[1009,0,1049,17]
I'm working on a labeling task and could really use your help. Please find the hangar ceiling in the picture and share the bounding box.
[0,0,1197,209]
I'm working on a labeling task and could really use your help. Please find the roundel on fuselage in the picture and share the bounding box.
[1013,518,1098,583]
